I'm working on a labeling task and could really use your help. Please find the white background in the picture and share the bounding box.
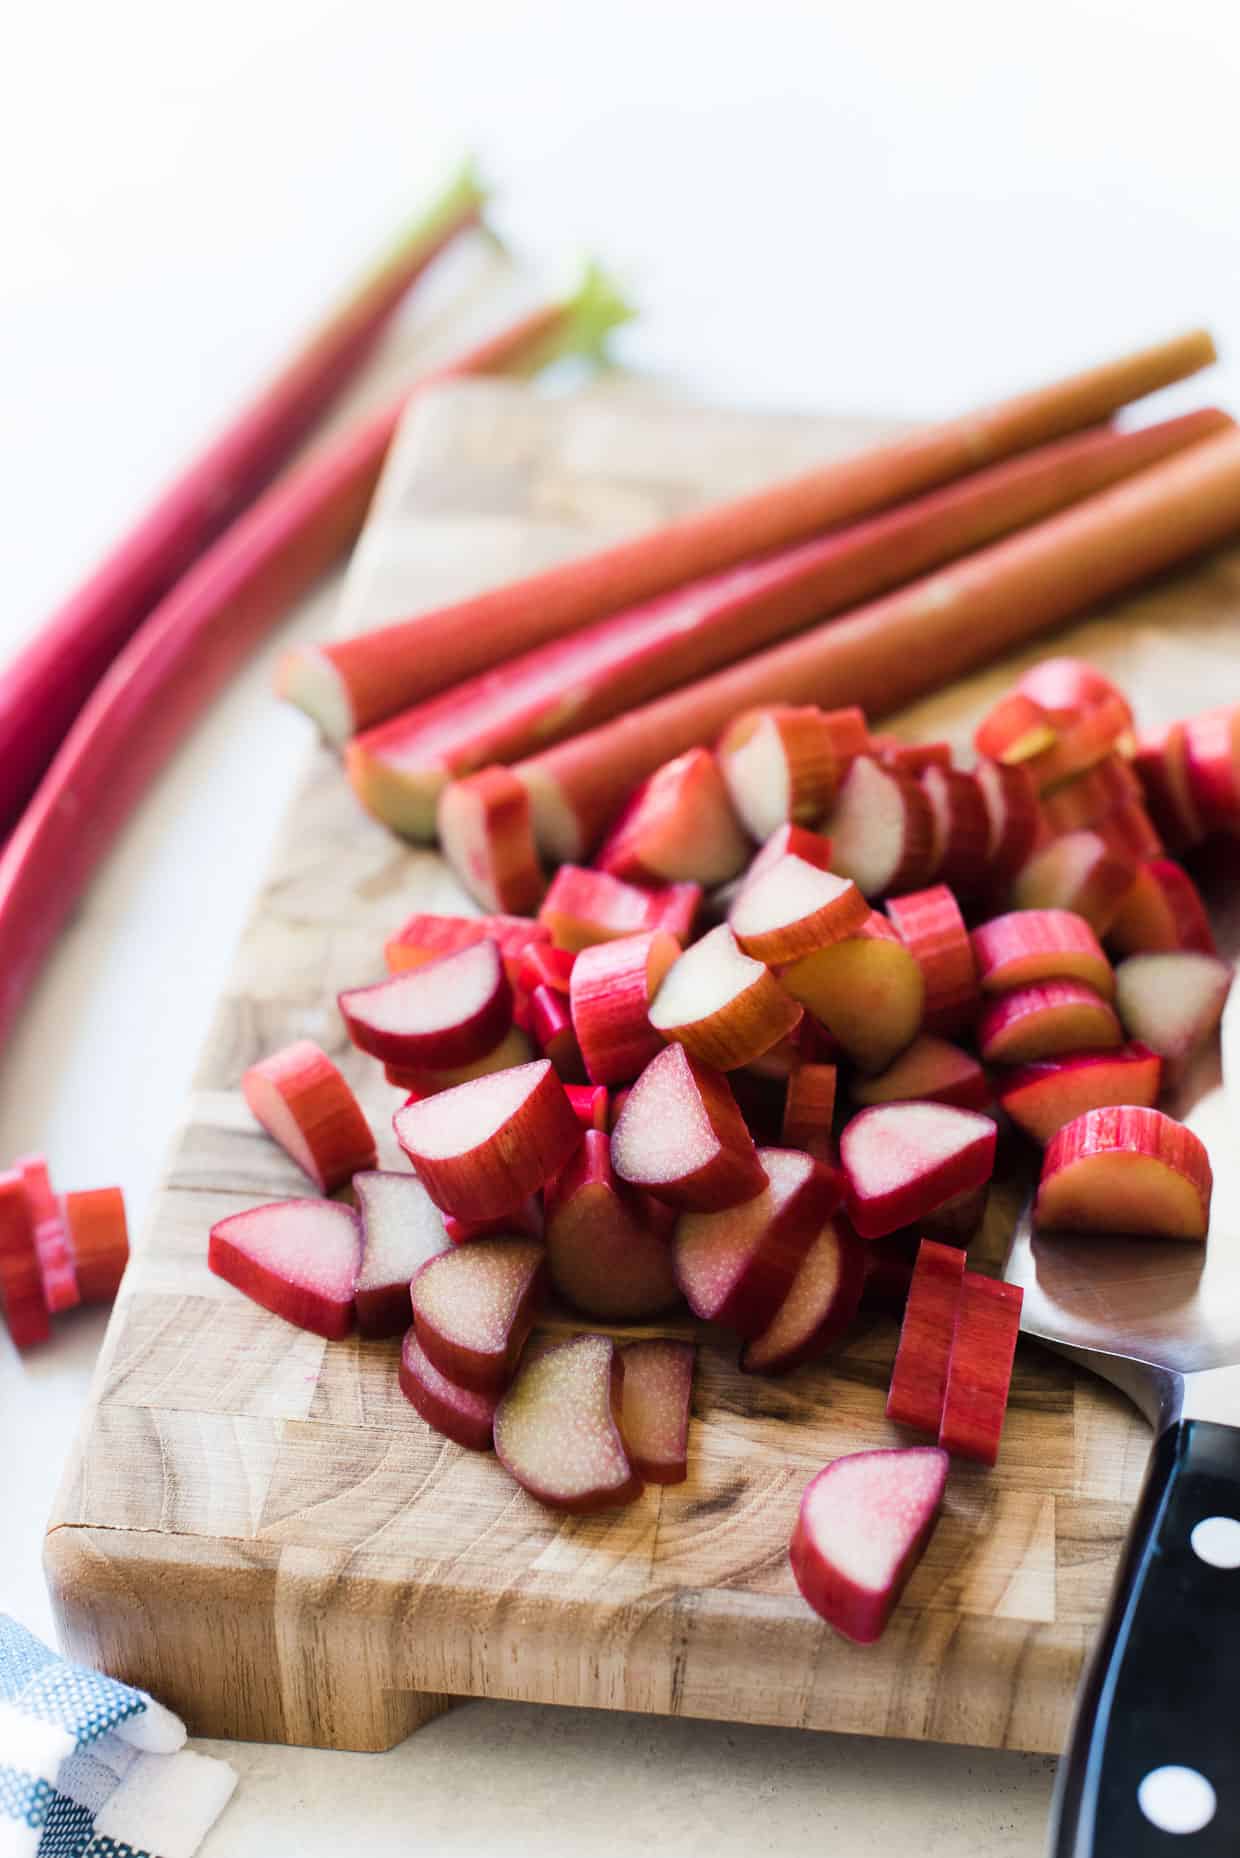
[2,2,1238,1851]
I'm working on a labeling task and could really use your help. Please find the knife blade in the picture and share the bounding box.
[1002,859,1240,1856]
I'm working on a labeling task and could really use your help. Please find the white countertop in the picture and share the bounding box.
[4,1,1238,1849]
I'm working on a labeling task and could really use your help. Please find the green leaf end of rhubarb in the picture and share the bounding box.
[550,260,638,369]
[380,156,491,279]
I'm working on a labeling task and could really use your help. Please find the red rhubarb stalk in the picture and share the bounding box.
[284,331,1218,739]
[511,426,1240,860]
[0,163,487,838]
[0,280,624,1050]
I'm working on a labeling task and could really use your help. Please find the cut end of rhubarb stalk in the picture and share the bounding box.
[779,915,924,1075]
[729,856,867,966]
[649,924,801,1071]
[611,1043,768,1212]
[277,644,356,743]
[544,1130,681,1319]
[61,1187,129,1304]
[569,928,680,1086]
[0,1171,50,1348]
[399,1326,499,1452]
[1113,951,1233,1062]
[740,1215,865,1375]
[494,1332,640,1511]
[242,1040,376,1194]
[851,1035,989,1113]
[437,766,547,912]
[822,756,933,899]
[977,979,1122,1065]
[596,748,750,886]
[209,1198,362,1340]
[340,937,513,1070]
[789,1447,948,1643]
[1035,1105,1212,1241]
[619,1339,695,1483]
[840,1101,997,1240]
[996,1043,1162,1146]
[353,1170,450,1339]
[394,1058,581,1220]
[410,1236,546,1391]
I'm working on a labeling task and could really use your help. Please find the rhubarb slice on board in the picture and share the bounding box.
[352,1170,450,1339]
[618,1339,695,1483]
[494,1333,640,1512]
[208,1198,362,1339]
[885,1239,967,1433]
[393,1059,581,1221]
[242,1040,376,1193]
[938,1273,1023,1465]
[610,1042,768,1211]
[409,1237,546,1392]
[740,1215,865,1374]
[789,1447,949,1643]
[398,1327,499,1452]
[840,1101,997,1240]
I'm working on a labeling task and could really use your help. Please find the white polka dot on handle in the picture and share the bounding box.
[1190,1515,1240,1569]
[1138,1765,1217,1835]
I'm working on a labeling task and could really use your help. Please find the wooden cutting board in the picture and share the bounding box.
[44,379,1240,1757]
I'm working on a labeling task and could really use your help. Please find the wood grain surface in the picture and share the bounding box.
[44,379,1240,1754]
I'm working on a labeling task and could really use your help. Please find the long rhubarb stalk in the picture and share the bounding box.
[504,425,1240,861]
[0,163,487,840]
[345,409,1226,836]
[0,274,630,1051]
[282,328,1216,739]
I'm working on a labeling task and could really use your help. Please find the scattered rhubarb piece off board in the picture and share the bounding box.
[46,379,1240,1755]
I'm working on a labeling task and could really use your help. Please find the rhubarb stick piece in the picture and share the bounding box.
[570,930,681,1086]
[594,749,750,887]
[0,1171,49,1347]
[779,913,924,1074]
[971,909,1113,996]
[209,1198,362,1339]
[17,1156,79,1313]
[384,912,548,979]
[718,705,847,840]
[1132,723,1206,851]
[840,1101,997,1240]
[295,338,1220,738]
[394,1059,581,1220]
[977,979,1122,1064]
[886,1239,967,1433]
[61,1187,129,1304]
[399,1327,499,1451]
[538,865,660,952]
[648,925,802,1071]
[564,1083,610,1131]
[619,1340,695,1483]
[513,425,1240,861]
[1012,830,1136,937]
[996,1044,1162,1146]
[611,1043,768,1211]
[740,1215,866,1374]
[243,1040,376,1192]
[1113,951,1232,1062]
[822,758,934,899]
[920,767,991,897]
[409,1238,545,1391]
[0,162,488,836]
[544,1131,680,1319]
[1107,859,1216,956]
[885,886,978,1035]
[782,1062,838,1160]
[728,855,868,965]
[353,1171,450,1339]
[851,1036,989,1112]
[1183,705,1240,829]
[437,766,546,912]
[384,1024,534,1097]
[340,938,513,1069]
[1035,1105,1213,1240]
[789,1447,949,1643]
[938,1273,1023,1465]
[495,1333,640,1512]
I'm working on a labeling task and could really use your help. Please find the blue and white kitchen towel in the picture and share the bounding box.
[0,1616,236,1858]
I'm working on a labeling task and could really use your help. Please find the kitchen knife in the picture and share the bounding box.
[1002,873,1239,1855]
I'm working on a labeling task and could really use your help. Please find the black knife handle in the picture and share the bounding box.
[1051,1419,1240,1855]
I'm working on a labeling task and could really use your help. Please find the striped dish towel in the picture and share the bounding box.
[0,1615,236,1858]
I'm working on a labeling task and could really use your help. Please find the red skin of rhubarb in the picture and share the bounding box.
[977,979,1122,1064]
[996,1044,1162,1147]
[528,982,587,1083]
[384,913,548,981]
[619,1340,695,1483]
[740,1214,866,1374]
[0,297,588,1051]
[61,1187,129,1304]
[643,881,703,941]
[970,909,1113,998]
[409,1238,546,1393]
[394,1059,582,1221]
[973,691,1057,764]
[436,766,546,913]
[885,886,978,1036]
[312,373,1221,738]
[1021,693,1132,793]
[876,738,953,776]
[242,1040,376,1193]
[673,1147,844,1336]
[516,418,1240,863]
[1107,859,1216,956]
[789,1446,949,1643]
[1183,706,1240,829]
[938,1273,1023,1466]
[399,1326,499,1452]
[974,760,1042,887]
[0,165,487,838]
[1012,830,1137,938]
[885,1239,967,1433]
[352,1170,450,1340]
[593,748,751,887]
[517,943,576,999]
[782,1062,838,1161]
[1017,657,1134,726]
[850,1036,990,1113]
[719,705,844,840]
[919,767,991,896]
[538,864,659,952]
[610,1042,769,1212]
[1092,801,1164,865]
[1039,755,1141,836]
[1131,723,1206,851]
[840,1102,997,1240]
[1035,1105,1213,1240]
[564,1083,610,1132]
[442,1199,544,1246]
[339,939,514,1070]
[739,824,836,898]
[543,1131,681,1320]
[569,930,680,1086]
[0,1171,50,1347]
[16,1155,79,1314]
[209,1198,362,1340]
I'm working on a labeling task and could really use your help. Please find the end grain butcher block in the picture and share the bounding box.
[45,378,1240,1754]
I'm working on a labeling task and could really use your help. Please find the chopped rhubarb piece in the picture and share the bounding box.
[643,881,703,941]
[527,982,587,1083]
[442,1199,543,1246]
[821,756,934,898]
[17,1155,79,1313]
[673,1147,843,1336]
[517,943,576,999]
[61,1187,129,1304]
[885,1239,967,1433]
[544,1130,680,1319]
[1017,656,1133,726]
[1012,829,1136,937]
[340,938,513,1070]
[394,1059,581,1220]
[564,1082,610,1132]
[779,913,924,1074]
[717,705,841,841]
[209,1198,362,1339]
[437,766,547,913]
[610,1043,768,1212]
[919,767,990,896]
[740,1214,865,1374]
[242,1040,375,1192]
[974,759,1041,885]
[0,1171,50,1347]
[1036,1105,1212,1240]
[1131,723,1206,851]
[538,864,657,952]
[595,748,750,886]
[384,912,548,980]
[840,1101,997,1240]
[736,823,837,900]
[1092,800,1163,864]
[782,1061,838,1161]
[977,979,1122,1064]
[996,1044,1162,1146]
[410,1237,545,1392]
[570,929,681,1085]
[851,1035,989,1112]
[399,1327,498,1451]
[1183,704,1240,830]
[970,908,1113,997]
[1038,754,1141,836]
[1113,951,1233,1062]
[789,1446,949,1643]
[1020,692,1131,793]
[876,737,953,776]
[885,886,978,1036]
[618,1340,695,1483]
[352,1171,449,1339]
[383,1024,535,1097]
[974,690,1057,764]
[1107,859,1216,956]
[728,855,868,966]
[648,924,802,1071]
[938,1273,1023,1465]
[495,1333,639,1512]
